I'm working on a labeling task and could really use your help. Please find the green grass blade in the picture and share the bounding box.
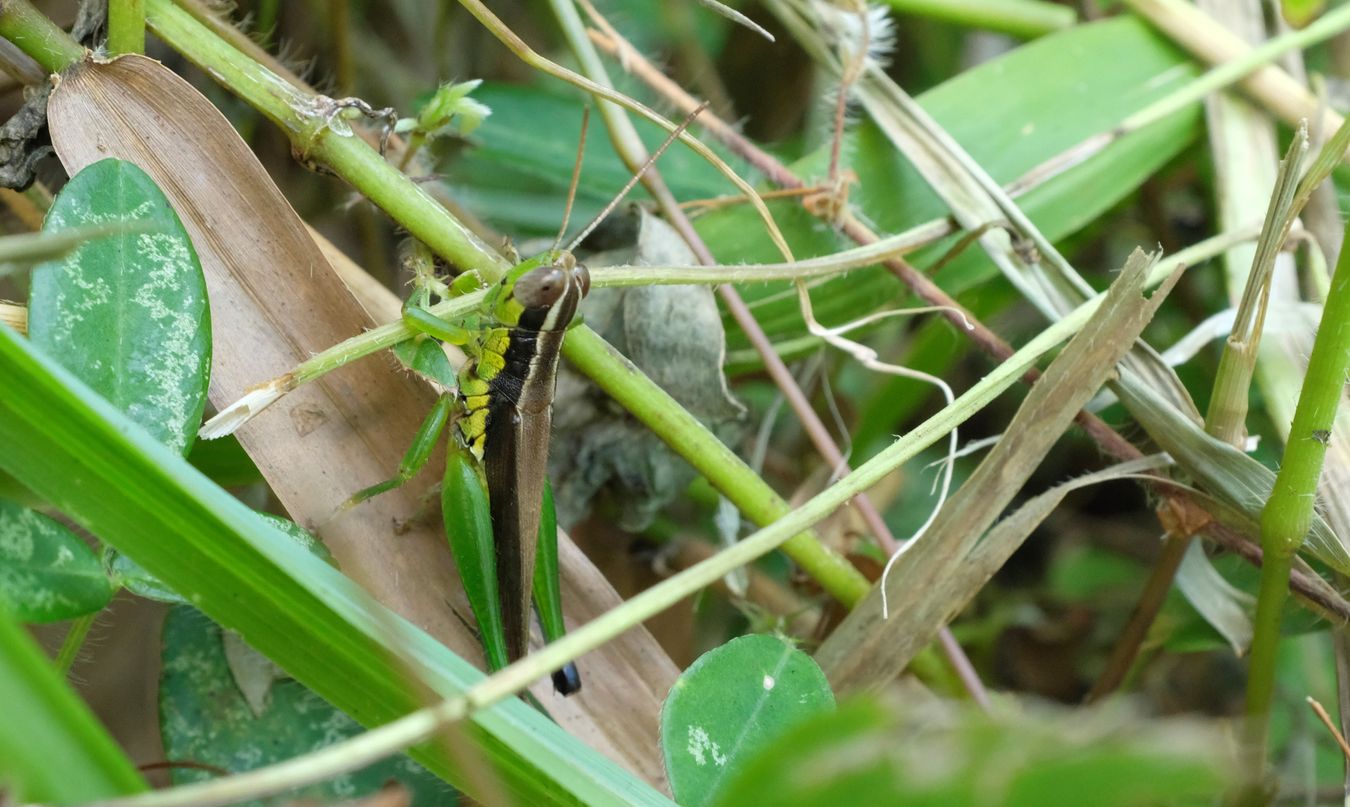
[0,608,146,803]
[0,323,672,807]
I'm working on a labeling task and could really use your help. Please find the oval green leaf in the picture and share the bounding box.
[28,157,210,456]
[160,606,454,805]
[0,498,112,622]
[661,634,835,807]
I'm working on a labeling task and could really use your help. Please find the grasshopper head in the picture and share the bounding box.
[494,250,589,331]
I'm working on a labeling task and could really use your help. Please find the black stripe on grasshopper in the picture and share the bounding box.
[343,251,587,696]
[471,252,588,691]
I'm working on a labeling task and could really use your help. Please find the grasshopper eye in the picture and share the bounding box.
[574,263,591,298]
[515,265,567,308]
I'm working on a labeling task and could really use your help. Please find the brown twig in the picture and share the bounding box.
[1086,531,1191,702]
[1308,695,1350,761]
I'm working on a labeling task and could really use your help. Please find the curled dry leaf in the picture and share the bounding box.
[47,54,675,787]
[815,249,1177,693]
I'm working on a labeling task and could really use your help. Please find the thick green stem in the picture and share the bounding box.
[562,327,870,605]
[0,0,84,74]
[143,0,508,280]
[1244,543,1295,761]
[879,0,1074,38]
[1246,200,1350,763]
[108,0,146,55]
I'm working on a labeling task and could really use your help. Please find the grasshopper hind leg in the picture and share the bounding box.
[533,483,580,696]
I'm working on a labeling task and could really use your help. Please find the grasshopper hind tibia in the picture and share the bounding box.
[551,662,582,696]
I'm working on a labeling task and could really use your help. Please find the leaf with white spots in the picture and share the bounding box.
[661,634,834,807]
[0,498,112,623]
[28,158,210,456]
[160,606,454,805]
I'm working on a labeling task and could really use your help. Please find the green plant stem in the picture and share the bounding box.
[108,0,146,55]
[880,0,1074,38]
[1204,129,1307,445]
[55,611,97,676]
[0,0,84,74]
[1245,208,1350,763]
[141,0,507,280]
[563,327,870,605]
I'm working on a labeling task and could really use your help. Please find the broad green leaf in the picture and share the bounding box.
[0,607,145,802]
[186,434,263,488]
[661,634,835,807]
[713,697,1232,807]
[0,498,112,622]
[28,157,210,456]
[160,607,454,806]
[0,322,670,806]
[709,16,1201,356]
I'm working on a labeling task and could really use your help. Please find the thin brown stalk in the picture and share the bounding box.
[1308,696,1350,761]
[1085,532,1190,702]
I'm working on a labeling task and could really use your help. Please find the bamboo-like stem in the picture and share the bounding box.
[563,328,870,604]
[1126,0,1350,166]
[1245,212,1350,766]
[0,0,84,73]
[1204,128,1307,444]
[879,0,1073,38]
[107,0,145,55]
[141,0,507,279]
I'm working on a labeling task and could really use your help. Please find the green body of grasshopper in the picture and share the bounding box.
[350,249,589,694]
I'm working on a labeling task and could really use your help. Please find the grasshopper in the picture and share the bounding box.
[341,247,590,695]
[207,105,703,696]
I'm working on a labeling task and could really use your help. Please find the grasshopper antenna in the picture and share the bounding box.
[551,108,591,253]
[563,100,710,253]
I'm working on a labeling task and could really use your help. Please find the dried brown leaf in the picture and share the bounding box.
[815,249,1176,692]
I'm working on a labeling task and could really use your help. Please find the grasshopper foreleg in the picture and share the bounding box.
[337,394,453,512]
